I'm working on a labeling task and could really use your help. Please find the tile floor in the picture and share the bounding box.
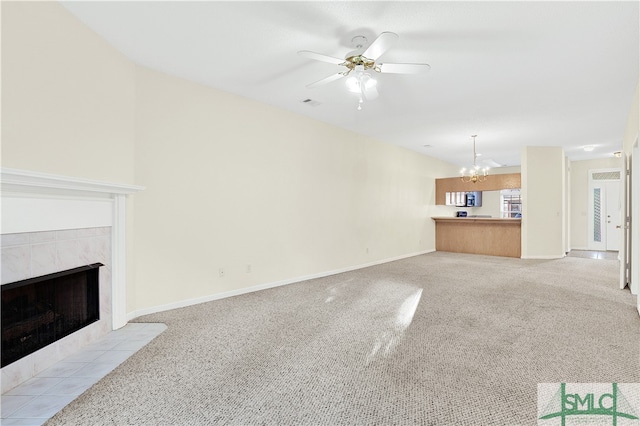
[1,322,166,425]
[567,249,619,260]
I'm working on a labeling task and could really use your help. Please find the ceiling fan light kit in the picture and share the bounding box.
[346,65,377,92]
[460,135,489,183]
[345,75,376,93]
[298,31,430,109]
[345,65,378,108]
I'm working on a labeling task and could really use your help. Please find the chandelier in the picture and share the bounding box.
[460,135,489,183]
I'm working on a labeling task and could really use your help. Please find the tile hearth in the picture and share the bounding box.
[1,322,166,425]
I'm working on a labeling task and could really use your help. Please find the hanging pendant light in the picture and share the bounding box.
[460,135,489,183]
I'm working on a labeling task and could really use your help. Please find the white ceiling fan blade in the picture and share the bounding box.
[362,32,399,60]
[306,72,345,88]
[379,63,431,74]
[298,50,345,65]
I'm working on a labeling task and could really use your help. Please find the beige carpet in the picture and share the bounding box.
[46,252,639,425]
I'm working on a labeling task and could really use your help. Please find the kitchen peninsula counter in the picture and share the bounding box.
[432,217,521,258]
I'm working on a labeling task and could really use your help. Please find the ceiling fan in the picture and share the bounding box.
[298,32,430,107]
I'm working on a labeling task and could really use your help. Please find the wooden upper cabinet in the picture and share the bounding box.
[435,173,521,205]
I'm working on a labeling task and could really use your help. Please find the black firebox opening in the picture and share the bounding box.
[1,263,102,367]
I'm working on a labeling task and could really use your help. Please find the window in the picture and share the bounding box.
[501,189,521,218]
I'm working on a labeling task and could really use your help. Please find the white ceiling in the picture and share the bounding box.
[60,1,639,168]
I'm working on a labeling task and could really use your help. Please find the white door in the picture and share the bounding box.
[588,169,622,252]
[606,180,621,251]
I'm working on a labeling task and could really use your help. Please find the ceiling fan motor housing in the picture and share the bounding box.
[344,55,378,72]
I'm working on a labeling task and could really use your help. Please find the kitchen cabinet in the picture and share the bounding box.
[435,173,520,205]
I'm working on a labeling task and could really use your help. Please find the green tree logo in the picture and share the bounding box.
[539,383,638,425]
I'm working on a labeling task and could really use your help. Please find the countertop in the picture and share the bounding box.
[431,217,522,224]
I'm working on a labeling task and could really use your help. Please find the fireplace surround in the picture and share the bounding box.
[0,167,143,393]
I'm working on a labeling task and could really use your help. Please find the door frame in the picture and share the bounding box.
[587,168,622,251]
[620,154,629,289]
[632,137,639,296]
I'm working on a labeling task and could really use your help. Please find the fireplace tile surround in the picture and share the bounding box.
[1,227,112,393]
[1,227,112,285]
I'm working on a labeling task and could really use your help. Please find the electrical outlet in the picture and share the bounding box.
[246,264,252,274]
[219,268,225,278]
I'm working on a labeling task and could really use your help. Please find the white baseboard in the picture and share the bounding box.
[127,249,436,321]
[520,254,565,260]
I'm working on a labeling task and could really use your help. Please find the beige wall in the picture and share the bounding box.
[2,1,459,316]
[622,77,639,155]
[569,157,623,250]
[1,1,135,183]
[521,147,565,258]
[4,2,636,316]
[132,66,458,312]
[1,1,139,312]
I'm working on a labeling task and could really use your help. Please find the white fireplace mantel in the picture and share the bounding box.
[1,167,145,195]
[1,167,144,329]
